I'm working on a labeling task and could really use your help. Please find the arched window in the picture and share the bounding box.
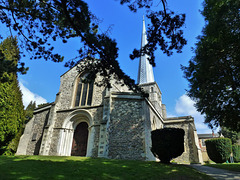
[74,74,94,107]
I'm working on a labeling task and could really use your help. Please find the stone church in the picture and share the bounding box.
[17,18,203,164]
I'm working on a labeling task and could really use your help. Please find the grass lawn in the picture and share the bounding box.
[205,163,240,172]
[0,155,213,180]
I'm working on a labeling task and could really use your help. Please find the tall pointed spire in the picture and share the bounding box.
[137,16,155,85]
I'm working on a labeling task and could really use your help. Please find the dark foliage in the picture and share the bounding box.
[182,0,240,131]
[0,37,28,82]
[25,101,36,124]
[151,128,185,164]
[232,145,240,162]
[129,8,186,67]
[219,127,240,144]
[205,138,232,163]
[0,0,186,91]
[37,102,52,109]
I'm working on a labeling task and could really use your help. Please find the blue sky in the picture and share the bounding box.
[1,0,215,134]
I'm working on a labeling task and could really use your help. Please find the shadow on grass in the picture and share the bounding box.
[0,156,212,180]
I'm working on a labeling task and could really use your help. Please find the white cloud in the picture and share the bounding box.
[167,113,177,118]
[175,94,198,115]
[174,94,212,134]
[19,81,47,108]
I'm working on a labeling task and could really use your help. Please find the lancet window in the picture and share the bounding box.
[74,74,94,107]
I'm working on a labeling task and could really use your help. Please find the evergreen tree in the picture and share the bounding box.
[25,101,36,124]
[0,37,25,155]
[219,127,240,145]
[37,102,51,109]
[182,0,240,131]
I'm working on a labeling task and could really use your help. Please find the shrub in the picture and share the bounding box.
[205,138,232,163]
[151,128,185,164]
[232,145,240,162]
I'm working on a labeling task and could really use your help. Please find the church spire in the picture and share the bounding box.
[137,16,155,85]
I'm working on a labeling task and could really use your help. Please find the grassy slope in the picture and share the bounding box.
[205,163,240,172]
[0,156,213,180]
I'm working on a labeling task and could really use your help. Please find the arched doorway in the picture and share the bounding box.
[58,109,95,157]
[71,122,89,156]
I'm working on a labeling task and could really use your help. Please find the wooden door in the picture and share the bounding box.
[71,122,89,156]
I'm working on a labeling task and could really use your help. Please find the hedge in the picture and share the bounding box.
[232,145,240,162]
[151,128,185,164]
[205,138,232,163]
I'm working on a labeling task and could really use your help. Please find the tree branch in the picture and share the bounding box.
[11,10,33,43]
[60,0,104,58]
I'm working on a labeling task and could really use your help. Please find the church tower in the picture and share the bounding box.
[137,16,166,118]
[137,16,155,85]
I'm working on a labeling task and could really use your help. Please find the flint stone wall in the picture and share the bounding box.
[108,97,146,160]
[26,108,50,155]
